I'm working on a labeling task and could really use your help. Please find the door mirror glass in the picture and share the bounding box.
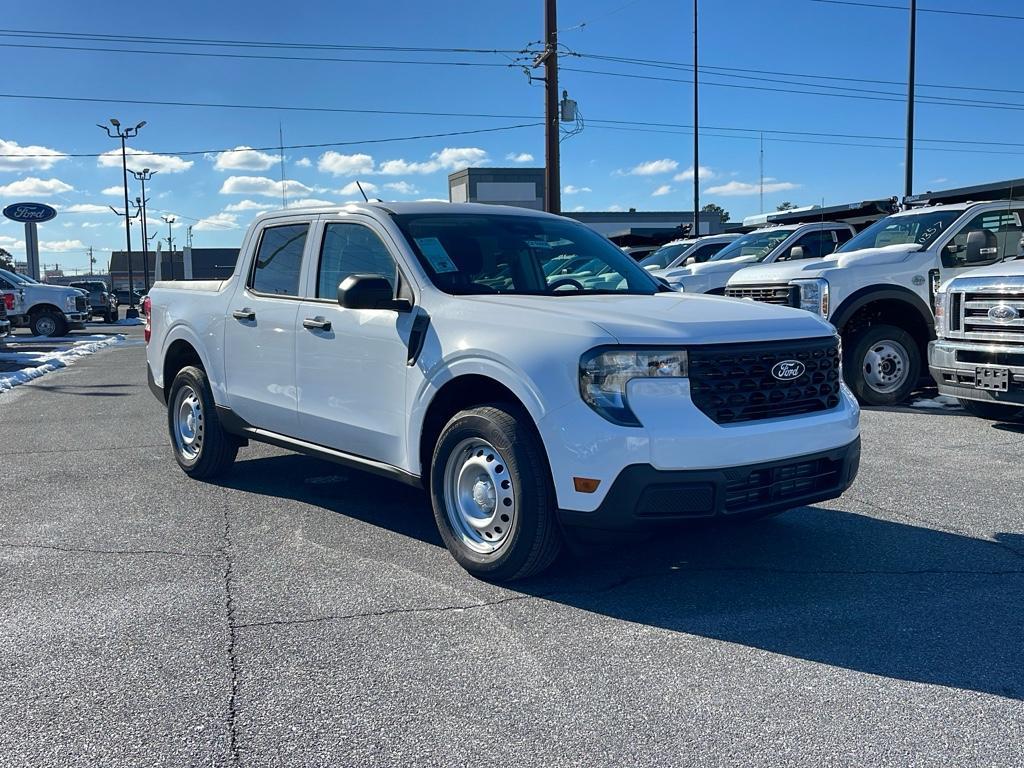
[337,274,411,311]
[964,230,993,264]
[789,245,805,260]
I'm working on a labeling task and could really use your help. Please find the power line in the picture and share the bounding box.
[809,0,1024,21]
[0,122,541,159]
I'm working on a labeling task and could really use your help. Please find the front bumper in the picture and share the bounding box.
[559,438,860,530]
[929,339,1024,406]
[0,319,10,338]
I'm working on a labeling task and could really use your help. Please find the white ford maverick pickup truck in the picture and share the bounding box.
[145,202,860,580]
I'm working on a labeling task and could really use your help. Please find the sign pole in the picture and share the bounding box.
[24,222,40,279]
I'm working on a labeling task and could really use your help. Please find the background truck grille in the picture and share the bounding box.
[724,284,798,306]
[688,337,842,424]
[75,296,88,312]
[950,291,1024,344]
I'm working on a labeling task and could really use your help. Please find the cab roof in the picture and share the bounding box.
[254,201,566,223]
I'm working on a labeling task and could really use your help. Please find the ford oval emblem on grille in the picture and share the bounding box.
[988,304,1019,323]
[771,360,806,381]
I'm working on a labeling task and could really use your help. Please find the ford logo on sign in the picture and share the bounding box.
[3,202,57,223]
[771,359,806,381]
[987,304,1019,323]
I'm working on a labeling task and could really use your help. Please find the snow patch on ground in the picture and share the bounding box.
[909,394,962,410]
[0,335,125,394]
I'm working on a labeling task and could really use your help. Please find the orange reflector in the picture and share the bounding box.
[573,477,601,493]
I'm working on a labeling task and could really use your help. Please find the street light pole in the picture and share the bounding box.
[97,118,146,318]
[162,215,176,255]
[130,168,156,292]
[904,0,917,202]
[693,0,700,235]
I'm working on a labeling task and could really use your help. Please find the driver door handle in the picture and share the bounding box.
[232,309,255,321]
[303,316,332,331]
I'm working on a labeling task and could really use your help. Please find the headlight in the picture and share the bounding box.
[792,278,829,317]
[934,290,947,337]
[64,295,76,311]
[580,347,688,426]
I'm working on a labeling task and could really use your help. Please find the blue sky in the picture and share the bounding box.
[1,0,1021,271]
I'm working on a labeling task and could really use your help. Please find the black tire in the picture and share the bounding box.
[957,398,1024,422]
[166,365,238,479]
[430,403,562,581]
[30,310,67,337]
[104,308,118,323]
[844,324,922,406]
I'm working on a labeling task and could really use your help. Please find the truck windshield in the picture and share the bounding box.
[0,268,38,284]
[708,230,794,262]
[837,210,962,253]
[639,242,693,269]
[392,213,662,296]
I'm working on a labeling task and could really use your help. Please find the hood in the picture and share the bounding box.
[24,282,78,295]
[728,243,924,286]
[825,242,921,269]
[460,292,835,346]
[664,255,760,279]
[946,258,1024,284]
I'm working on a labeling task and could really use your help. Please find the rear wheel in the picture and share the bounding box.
[844,324,921,406]
[167,365,238,478]
[957,398,1024,422]
[430,403,562,581]
[30,310,67,338]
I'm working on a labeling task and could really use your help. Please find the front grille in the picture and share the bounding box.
[723,455,844,512]
[75,295,88,312]
[950,290,1024,344]
[688,337,842,424]
[724,283,798,306]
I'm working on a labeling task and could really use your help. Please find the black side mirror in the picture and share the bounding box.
[337,274,411,311]
[964,230,995,264]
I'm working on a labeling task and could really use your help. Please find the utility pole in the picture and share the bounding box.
[87,246,95,276]
[97,118,145,318]
[130,168,156,291]
[692,0,700,234]
[542,0,561,214]
[759,132,764,214]
[904,0,917,201]
[187,225,194,248]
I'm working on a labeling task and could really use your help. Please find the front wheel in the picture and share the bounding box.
[167,365,239,479]
[430,403,562,581]
[844,324,922,406]
[104,308,118,323]
[30,310,67,338]
[957,398,1024,422]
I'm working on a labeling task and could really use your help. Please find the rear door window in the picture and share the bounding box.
[249,224,309,296]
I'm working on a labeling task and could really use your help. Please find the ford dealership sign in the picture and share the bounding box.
[3,202,57,223]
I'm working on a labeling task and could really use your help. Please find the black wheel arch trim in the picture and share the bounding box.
[830,285,935,341]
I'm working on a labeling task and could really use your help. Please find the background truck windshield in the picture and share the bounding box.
[708,230,794,262]
[393,213,662,296]
[639,242,693,269]
[837,210,961,253]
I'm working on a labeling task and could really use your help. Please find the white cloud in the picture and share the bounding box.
[81,222,105,228]
[210,146,279,172]
[286,198,338,208]
[563,185,592,195]
[416,198,449,203]
[673,165,716,182]
[0,139,66,171]
[339,181,378,196]
[606,204,625,212]
[0,235,25,249]
[571,205,585,212]
[39,239,85,253]
[623,158,678,176]
[705,179,800,196]
[193,212,240,231]
[295,157,312,168]
[378,147,488,176]
[0,177,73,197]
[98,147,193,174]
[62,203,110,214]
[101,186,123,196]
[652,184,673,197]
[219,175,313,197]
[317,151,375,176]
[223,199,276,212]
[505,152,534,163]
[383,181,419,195]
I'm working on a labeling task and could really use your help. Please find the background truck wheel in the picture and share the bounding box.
[957,398,1024,422]
[167,365,239,479]
[430,403,562,581]
[30,310,67,338]
[844,324,921,406]
[104,308,118,323]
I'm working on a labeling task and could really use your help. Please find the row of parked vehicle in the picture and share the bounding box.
[631,199,1024,420]
[0,270,126,337]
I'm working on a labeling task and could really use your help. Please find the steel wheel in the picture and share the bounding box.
[442,437,516,554]
[35,315,57,336]
[861,339,910,395]
[172,384,204,463]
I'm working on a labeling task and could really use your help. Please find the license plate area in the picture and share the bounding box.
[975,367,1010,391]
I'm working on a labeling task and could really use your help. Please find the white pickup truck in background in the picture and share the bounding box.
[145,202,860,580]
[0,267,90,336]
[727,201,1024,405]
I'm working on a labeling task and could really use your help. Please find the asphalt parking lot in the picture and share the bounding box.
[1,326,1022,767]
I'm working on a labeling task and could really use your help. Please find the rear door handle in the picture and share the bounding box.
[232,309,255,321]
[302,316,332,331]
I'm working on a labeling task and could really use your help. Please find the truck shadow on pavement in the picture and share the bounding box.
[219,453,1024,702]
